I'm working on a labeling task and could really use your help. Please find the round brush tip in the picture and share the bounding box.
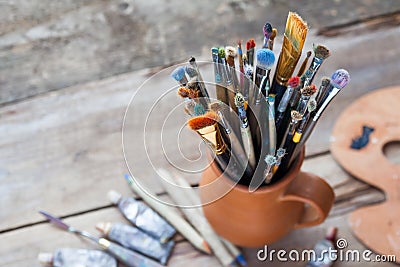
[263,22,273,38]
[331,69,350,89]
[107,190,122,204]
[256,48,275,70]
[171,66,186,81]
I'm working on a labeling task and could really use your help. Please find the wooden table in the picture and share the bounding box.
[1,20,400,267]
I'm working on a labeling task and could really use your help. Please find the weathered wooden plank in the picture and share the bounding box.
[1,0,400,105]
[0,207,219,267]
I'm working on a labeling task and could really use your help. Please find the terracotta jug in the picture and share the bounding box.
[199,152,334,247]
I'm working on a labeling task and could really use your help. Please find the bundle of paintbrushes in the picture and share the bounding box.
[171,11,350,190]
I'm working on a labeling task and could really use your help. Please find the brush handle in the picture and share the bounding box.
[99,238,163,267]
[270,82,287,112]
[240,126,256,169]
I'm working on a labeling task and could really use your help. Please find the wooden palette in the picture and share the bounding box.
[330,86,400,263]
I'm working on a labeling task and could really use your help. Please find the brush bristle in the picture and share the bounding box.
[185,66,197,78]
[225,46,237,58]
[256,48,275,69]
[331,69,350,89]
[301,84,317,96]
[250,39,256,48]
[234,93,245,107]
[187,111,219,130]
[171,66,186,81]
[212,48,219,56]
[194,103,206,116]
[321,77,331,87]
[264,155,277,165]
[307,99,317,112]
[288,76,300,88]
[306,50,312,58]
[291,110,303,121]
[263,22,273,38]
[218,47,226,59]
[276,148,286,157]
[187,88,199,99]
[246,39,256,50]
[285,12,308,51]
[313,44,330,59]
[177,87,189,98]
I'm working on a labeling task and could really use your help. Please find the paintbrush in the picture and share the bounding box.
[212,47,230,107]
[243,57,253,100]
[290,69,350,164]
[171,66,188,86]
[39,211,163,267]
[262,22,273,48]
[263,154,277,184]
[275,76,300,129]
[124,174,212,255]
[189,57,210,100]
[297,50,312,77]
[268,28,277,50]
[188,111,251,182]
[271,11,308,108]
[234,92,256,169]
[237,40,245,94]
[247,48,275,163]
[301,44,330,87]
[315,77,331,108]
[225,46,240,110]
[209,101,252,174]
[187,76,209,109]
[295,84,317,115]
[246,39,256,66]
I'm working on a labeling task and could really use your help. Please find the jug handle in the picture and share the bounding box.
[281,171,335,229]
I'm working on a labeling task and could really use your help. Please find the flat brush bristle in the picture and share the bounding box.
[187,111,219,130]
[285,12,308,51]
[187,88,199,99]
[171,66,186,81]
[256,48,275,69]
[288,76,300,88]
[177,87,189,98]
[313,44,330,59]
[301,84,317,96]
[331,69,350,89]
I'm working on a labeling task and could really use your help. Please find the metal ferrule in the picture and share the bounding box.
[303,57,324,86]
[277,86,294,113]
[296,95,311,116]
[195,123,227,155]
